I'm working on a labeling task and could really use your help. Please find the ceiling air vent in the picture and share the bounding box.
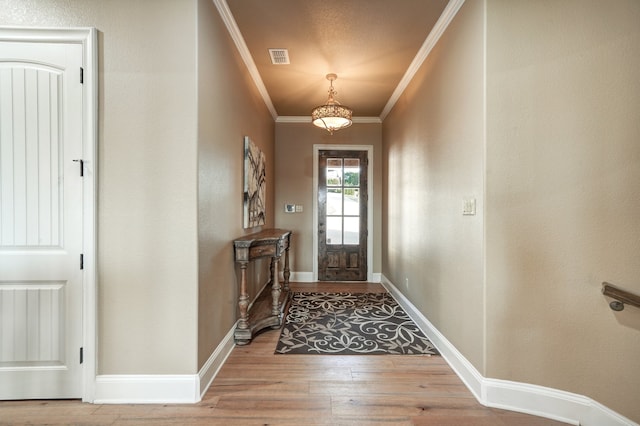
[269,48,290,65]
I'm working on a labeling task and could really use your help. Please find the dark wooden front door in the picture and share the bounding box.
[318,150,368,281]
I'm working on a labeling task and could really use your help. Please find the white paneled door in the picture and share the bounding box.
[0,40,84,399]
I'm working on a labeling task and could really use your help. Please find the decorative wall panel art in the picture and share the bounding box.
[243,136,266,228]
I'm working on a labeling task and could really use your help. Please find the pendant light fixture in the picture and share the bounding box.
[311,73,353,134]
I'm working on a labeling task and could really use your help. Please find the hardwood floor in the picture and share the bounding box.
[0,283,566,425]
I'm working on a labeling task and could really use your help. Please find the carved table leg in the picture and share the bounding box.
[283,245,291,292]
[271,256,281,317]
[234,261,251,344]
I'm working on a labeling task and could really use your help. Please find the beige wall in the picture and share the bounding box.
[196,0,275,369]
[486,0,640,420]
[274,123,382,277]
[2,0,277,376]
[382,0,486,369]
[1,0,200,374]
[1,0,277,376]
[4,0,639,420]
[384,0,640,422]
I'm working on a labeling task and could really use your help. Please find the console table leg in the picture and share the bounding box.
[283,246,291,292]
[271,256,281,317]
[235,262,251,344]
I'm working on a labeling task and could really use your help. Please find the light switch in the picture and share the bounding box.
[295,205,303,212]
[463,197,476,215]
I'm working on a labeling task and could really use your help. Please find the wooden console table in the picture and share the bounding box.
[233,229,291,345]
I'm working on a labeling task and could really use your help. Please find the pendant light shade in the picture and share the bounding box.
[311,74,353,134]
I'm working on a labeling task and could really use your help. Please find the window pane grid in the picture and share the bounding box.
[326,157,360,245]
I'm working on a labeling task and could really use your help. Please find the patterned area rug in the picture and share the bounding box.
[275,292,439,355]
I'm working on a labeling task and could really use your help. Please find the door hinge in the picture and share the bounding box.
[80,347,84,364]
[73,159,84,177]
[80,254,84,270]
[80,67,84,84]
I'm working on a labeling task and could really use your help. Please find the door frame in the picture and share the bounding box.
[313,144,373,282]
[0,27,98,402]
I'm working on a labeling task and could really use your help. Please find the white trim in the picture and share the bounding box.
[94,375,200,404]
[313,145,374,282]
[381,275,484,400]
[352,117,383,124]
[212,0,278,119]
[276,116,382,124]
[275,116,311,123]
[0,26,99,404]
[484,380,637,426]
[93,323,238,404]
[83,27,99,407]
[379,0,466,120]
[212,0,464,124]
[198,325,236,398]
[285,271,381,283]
[482,0,489,376]
[0,26,95,43]
[289,271,315,282]
[381,275,639,426]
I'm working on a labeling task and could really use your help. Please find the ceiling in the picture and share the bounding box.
[219,0,455,120]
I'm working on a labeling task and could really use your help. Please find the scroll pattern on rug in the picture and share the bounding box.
[275,292,439,355]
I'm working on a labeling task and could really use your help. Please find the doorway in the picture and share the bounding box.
[0,28,97,401]
[313,145,373,281]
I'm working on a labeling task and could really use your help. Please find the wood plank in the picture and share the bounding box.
[310,380,470,397]
[0,282,567,425]
[217,364,354,381]
[331,394,494,418]
[205,380,308,398]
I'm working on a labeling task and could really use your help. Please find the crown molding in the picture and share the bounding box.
[214,0,464,124]
[212,0,278,120]
[275,116,310,123]
[276,116,382,124]
[352,117,383,124]
[379,0,466,120]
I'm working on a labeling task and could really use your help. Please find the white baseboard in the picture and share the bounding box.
[94,324,237,404]
[381,275,638,426]
[94,374,199,404]
[198,324,237,397]
[289,271,314,282]
[484,378,637,426]
[287,272,382,283]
